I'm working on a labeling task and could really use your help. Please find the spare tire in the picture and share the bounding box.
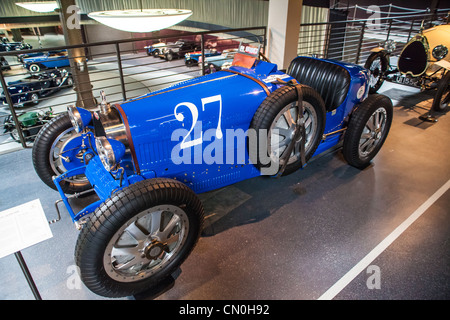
[249,85,326,176]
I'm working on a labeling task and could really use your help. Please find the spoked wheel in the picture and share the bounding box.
[75,178,204,298]
[32,113,92,194]
[343,94,393,169]
[250,85,326,175]
[431,71,450,112]
[269,100,318,166]
[365,52,388,94]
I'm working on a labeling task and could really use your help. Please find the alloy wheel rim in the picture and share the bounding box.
[358,107,387,158]
[103,205,189,282]
[269,101,317,165]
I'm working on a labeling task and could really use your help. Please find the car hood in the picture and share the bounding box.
[113,62,288,177]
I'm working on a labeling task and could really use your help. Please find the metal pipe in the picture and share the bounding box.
[0,69,27,148]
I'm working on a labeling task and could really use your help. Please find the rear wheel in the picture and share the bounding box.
[431,71,450,112]
[75,178,204,298]
[343,94,393,169]
[365,52,388,94]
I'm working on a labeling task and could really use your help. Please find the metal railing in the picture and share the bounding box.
[0,26,266,152]
[298,10,449,65]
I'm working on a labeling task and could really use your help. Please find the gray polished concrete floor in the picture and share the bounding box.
[0,81,448,300]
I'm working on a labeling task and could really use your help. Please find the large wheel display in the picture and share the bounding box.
[343,94,393,169]
[250,85,326,175]
[74,178,204,298]
[431,71,450,112]
[32,113,91,194]
[364,52,389,94]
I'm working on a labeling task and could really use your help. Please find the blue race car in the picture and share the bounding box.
[184,48,221,66]
[23,50,69,72]
[1,69,73,107]
[32,55,393,298]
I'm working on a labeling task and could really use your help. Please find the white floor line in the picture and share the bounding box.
[318,179,450,300]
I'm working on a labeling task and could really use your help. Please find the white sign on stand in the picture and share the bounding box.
[0,199,53,300]
[0,199,53,259]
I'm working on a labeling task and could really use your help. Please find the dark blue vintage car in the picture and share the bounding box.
[1,69,73,107]
[0,37,32,52]
[17,49,67,63]
[22,50,69,72]
[32,55,393,298]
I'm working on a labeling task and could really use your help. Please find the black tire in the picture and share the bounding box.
[365,52,388,94]
[431,71,450,112]
[74,178,204,298]
[343,94,393,169]
[185,59,196,67]
[166,52,173,61]
[250,85,326,176]
[32,113,91,194]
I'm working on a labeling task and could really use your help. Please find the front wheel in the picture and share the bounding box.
[365,52,388,94]
[74,178,204,298]
[32,113,92,194]
[343,94,393,169]
[431,71,450,112]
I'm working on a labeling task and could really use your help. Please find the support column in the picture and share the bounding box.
[267,0,303,70]
[57,0,96,109]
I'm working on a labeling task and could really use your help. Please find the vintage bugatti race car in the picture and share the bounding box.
[32,54,393,298]
[365,22,450,113]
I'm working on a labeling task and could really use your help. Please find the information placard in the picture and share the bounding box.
[231,41,261,69]
[0,199,53,259]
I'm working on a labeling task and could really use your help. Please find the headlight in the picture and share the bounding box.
[67,105,92,133]
[95,136,126,172]
[95,136,115,171]
[432,45,448,61]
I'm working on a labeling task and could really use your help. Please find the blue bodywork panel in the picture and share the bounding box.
[55,57,369,222]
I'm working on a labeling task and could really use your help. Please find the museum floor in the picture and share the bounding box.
[0,81,449,300]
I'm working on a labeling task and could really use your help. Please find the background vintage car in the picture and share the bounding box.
[365,22,450,113]
[0,69,73,107]
[184,48,221,66]
[160,39,200,61]
[17,49,67,63]
[144,41,166,56]
[22,50,70,72]
[202,49,238,73]
[0,37,32,52]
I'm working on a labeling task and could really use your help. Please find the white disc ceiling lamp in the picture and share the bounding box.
[15,1,59,13]
[88,9,193,33]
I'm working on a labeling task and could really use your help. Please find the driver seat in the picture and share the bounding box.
[287,56,351,111]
